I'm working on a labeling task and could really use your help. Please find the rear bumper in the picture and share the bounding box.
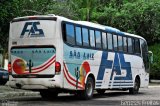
[8,77,62,90]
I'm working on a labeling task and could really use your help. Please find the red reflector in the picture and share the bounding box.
[8,62,12,73]
[55,62,61,73]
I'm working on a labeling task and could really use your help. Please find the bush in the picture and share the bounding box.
[149,43,160,79]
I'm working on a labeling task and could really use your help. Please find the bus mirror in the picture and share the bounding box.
[148,51,153,64]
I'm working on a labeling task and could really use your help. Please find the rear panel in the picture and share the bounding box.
[8,17,66,89]
[11,46,56,78]
[9,17,58,79]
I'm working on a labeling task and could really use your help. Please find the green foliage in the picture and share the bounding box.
[0,0,54,52]
[91,0,160,44]
[149,43,160,79]
[45,1,77,19]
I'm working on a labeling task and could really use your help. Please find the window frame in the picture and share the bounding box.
[107,33,113,51]
[82,27,89,47]
[65,23,75,45]
[128,37,133,53]
[89,29,96,48]
[102,32,108,50]
[134,38,141,54]
[117,35,123,52]
[123,36,128,53]
[113,34,118,51]
[75,26,82,46]
[95,30,102,49]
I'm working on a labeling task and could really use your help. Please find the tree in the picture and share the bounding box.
[67,0,98,21]
[0,0,54,52]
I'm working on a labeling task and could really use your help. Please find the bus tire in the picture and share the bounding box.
[96,90,106,94]
[129,78,140,94]
[80,77,94,100]
[40,90,58,99]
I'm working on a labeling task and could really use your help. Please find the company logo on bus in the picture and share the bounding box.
[20,22,44,38]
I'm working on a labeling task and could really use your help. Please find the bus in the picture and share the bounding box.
[8,14,152,100]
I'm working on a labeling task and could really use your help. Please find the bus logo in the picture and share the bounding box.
[20,22,44,38]
[97,52,132,81]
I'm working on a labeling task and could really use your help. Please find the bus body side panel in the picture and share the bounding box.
[96,52,147,89]
[96,52,134,89]
[62,43,146,90]
[123,54,144,88]
[63,44,101,90]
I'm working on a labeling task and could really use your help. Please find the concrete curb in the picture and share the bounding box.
[150,80,160,83]
[148,86,160,88]
[0,92,39,98]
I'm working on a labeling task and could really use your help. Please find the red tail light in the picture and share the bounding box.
[8,62,12,73]
[55,62,61,74]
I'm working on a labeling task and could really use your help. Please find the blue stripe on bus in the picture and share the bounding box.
[105,27,124,36]
[109,82,133,83]
[96,85,101,87]
[109,84,133,86]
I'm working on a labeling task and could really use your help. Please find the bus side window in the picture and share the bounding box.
[128,38,133,53]
[95,30,101,49]
[102,32,107,50]
[123,37,128,52]
[132,38,135,53]
[82,28,89,47]
[113,34,118,51]
[75,26,82,46]
[90,30,95,47]
[66,24,75,45]
[118,36,123,51]
[135,39,140,54]
[107,33,113,50]
[141,39,149,71]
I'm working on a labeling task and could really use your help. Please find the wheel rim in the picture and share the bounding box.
[86,81,93,96]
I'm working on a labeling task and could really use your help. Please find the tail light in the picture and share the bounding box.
[8,62,12,73]
[55,61,61,74]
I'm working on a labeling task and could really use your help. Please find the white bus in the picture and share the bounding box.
[8,14,152,100]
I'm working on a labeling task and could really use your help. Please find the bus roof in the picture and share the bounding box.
[12,14,146,41]
[57,15,145,40]
[124,32,146,41]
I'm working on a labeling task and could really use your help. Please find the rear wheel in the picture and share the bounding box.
[96,90,106,94]
[129,78,140,94]
[79,77,94,100]
[40,90,58,99]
